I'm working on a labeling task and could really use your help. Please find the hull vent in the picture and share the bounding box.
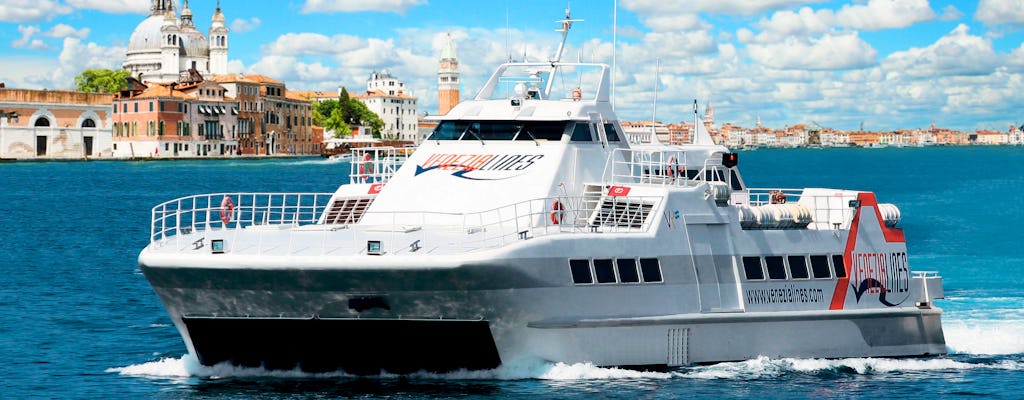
[323,197,374,224]
[667,328,690,366]
[591,198,654,228]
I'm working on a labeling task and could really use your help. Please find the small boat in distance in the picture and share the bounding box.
[138,11,945,375]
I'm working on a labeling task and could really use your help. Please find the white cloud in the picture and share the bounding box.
[12,25,48,50]
[747,32,877,70]
[64,0,150,14]
[835,0,935,31]
[45,23,91,39]
[301,0,427,14]
[882,24,1000,79]
[747,0,936,44]
[622,0,823,16]
[0,0,72,22]
[640,13,710,31]
[975,0,1024,26]
[230,17,261,33]
[939,5,963,21]
[262,32,366,57]
[12,37,126,89]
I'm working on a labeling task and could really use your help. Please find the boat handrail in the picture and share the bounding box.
[150,192,335,243]
[150,192,663,254]
[601,148,731,188]
[348,146,407,184]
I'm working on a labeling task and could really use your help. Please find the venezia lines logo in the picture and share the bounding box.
[414,153,544,180]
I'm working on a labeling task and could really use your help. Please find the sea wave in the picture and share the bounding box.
[109,353,1022,382]
[944,320,1024,355]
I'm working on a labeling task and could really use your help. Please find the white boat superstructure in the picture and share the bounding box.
[139,14,944,374]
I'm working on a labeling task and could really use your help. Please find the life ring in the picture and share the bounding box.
[572,87,582,101]
[219,196,234,224]
[666,156,678,178]
[550,199,565,225]
[770,190,787,204]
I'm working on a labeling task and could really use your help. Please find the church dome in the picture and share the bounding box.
[127,15,169,53]
[178,26,209,57]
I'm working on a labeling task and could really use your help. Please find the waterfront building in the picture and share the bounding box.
[124,0,229,83]
[0,88,113,159]
[974,130,1009,145]
[437,33,460,116]
[353,70,419,142]
[110,75,316,158]
[246,74,315,155]
[110,80,238,158]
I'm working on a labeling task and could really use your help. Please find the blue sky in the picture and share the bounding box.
[2,0,1024,131]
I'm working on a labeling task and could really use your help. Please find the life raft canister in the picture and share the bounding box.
[220,195,234,224]
[550,199,565,225]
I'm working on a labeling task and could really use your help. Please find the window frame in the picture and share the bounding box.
[787,255,810,280]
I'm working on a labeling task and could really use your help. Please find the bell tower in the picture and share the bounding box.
[209,1,229,75]
[437,33,460,116]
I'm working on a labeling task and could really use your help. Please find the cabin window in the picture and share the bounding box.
[570,122,592,141]
[428,120,566,141]
[788,255,809,279]
[730,170,744,190]
[603,123,620,141]
[765,256,786,279]
[831,254,847,278]
[742,256,764,280]
[810,255,831,278]
[616,258,639,283]
[593,259,616,283]
[569,259,593,285]
[639,258,662,283]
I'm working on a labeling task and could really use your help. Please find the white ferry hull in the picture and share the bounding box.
[140,248,945,373]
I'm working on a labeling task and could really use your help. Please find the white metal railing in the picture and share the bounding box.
[742,188,856,230]
[149,193,663,254]
[348,146,410,184]
[150,192,334,243]
[602,148,731,188]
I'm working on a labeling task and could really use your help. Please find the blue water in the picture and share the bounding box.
[1,148,1022,398]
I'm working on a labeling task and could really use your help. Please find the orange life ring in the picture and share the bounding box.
[220,196,234,223]
[550,199,565,225]
[572,87,582,101]
[770,190,787,204]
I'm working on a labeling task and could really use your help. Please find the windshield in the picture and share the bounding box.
[428,121,569,141]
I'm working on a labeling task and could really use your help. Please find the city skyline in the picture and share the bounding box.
[2,0,1024,131]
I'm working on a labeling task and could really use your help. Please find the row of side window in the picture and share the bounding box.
[742,254,847,281]
[570,258,663,285]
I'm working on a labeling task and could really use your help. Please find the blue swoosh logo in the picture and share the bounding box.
[415,164,518,180]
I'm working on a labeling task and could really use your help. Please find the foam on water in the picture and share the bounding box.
[110,352,1023,382]
[680,356,1024,380]
[108,355,672,381]
[944,320,1024,355]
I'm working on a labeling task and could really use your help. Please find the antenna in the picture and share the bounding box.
[552,5,583,63]
[506,6,512,63]
[612,0,617,110]
[651,57,660,138]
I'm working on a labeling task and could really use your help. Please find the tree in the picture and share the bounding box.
[337,87,357,125]
[350,99,384,138]
[334,86,384,138]
[312,99,339,126]
[74,68,131,93]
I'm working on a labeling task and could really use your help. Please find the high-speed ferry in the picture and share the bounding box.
[138,14,945,374]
